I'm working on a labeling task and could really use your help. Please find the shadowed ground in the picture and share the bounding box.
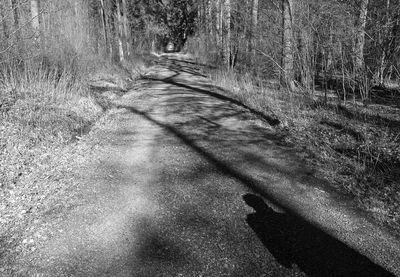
[20,55,400,276]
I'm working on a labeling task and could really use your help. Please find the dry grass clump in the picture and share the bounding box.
[0,62,102,190]
[209,69,400,235]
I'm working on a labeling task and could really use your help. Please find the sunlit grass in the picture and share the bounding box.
[209,67,400,233]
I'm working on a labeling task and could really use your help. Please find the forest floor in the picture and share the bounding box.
[0,54,399,276]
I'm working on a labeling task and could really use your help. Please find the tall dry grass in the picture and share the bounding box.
[208,66,400,233]
[0,0,109,189]
[0,60,102,189]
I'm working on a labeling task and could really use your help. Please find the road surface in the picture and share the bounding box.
[20,55,400,276]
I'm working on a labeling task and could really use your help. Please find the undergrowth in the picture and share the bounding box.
[0,60,102,190]
[209,69,400,235]
[0,53,149,191]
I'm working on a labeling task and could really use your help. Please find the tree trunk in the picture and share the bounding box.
[354,0,369,73]
[11,0,23,58]
[378,0,391,85]
[249,0,259,56]
[298,28,311,89]
[99,0,110,59]
[31,0,46,52]
[121,0,130,58]
[216,0,223,51]
[222,0,231,68]
[206,0,212,36]
[116,0,125,62]
[30,0,40,30]
[281,0,295,90]
[0,1,9,41]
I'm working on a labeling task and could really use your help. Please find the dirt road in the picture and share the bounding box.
[17,55,400,276]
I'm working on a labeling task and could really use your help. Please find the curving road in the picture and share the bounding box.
[23,55,400,276]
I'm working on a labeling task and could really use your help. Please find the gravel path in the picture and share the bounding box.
[16,55,400,276]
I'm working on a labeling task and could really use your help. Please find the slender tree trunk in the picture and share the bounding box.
[298,28,311,89]
[206,0,212,36]
[31,0,45,52]
[11,0,23,59]
[30,0,40,30]
[0,1,9,41]
[216,0,223,51]
[249,0,259,56]
[99,0,110,59]
[378,0,391,85]
[121,0,130,58]
[115,0,125,62]
[222,0,231,68]
[281,0,295,90]
[354,0,369,73]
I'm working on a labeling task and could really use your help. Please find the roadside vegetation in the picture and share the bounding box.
[205,68,400,235]
[0,0,149,268]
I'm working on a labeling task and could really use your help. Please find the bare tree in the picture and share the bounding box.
[115,0,125,62]
[216,0,223,51]
[99,0,110,59]
[249,0,259,56]
[222,0,231,68]
[0,1,10,41]
[30,0,40,30]
[121,0,130,58]
[354,0,369,73]
[281,0,295,90]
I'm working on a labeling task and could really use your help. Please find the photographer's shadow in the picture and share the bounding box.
[243,194,394,277]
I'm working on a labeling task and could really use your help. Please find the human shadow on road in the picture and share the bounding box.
[244,193,395,277]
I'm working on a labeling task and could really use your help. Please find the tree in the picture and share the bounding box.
[281,0,295,90]
[99,0,110,59]
[249,0,259,56]
[30,0,40,30]
[0,1,9,42]
[11,0,23,57]
[121,0,131,58]
[222,0,231,68]
[116,0,126,62]
[354,0,369,74]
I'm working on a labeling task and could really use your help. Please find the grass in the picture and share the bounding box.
[0,52,150,272]
[0,61,102,189]
[0,53,150,189]
[208,68,400,236]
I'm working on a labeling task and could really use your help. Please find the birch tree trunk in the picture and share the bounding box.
[30,0,40,30]
[249,0,259,56]
[354,0,369,74]
[222,0,231,68]
[31,0,45,52]
[116,0,125,62]
[206,0,212,36]
[281,0,295,90]
[121,0,130,58]
[216,0,223,51]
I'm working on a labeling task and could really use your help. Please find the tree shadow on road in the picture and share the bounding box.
[142,74,281,126]
[243,193,394,277]
[119,104,395,276]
